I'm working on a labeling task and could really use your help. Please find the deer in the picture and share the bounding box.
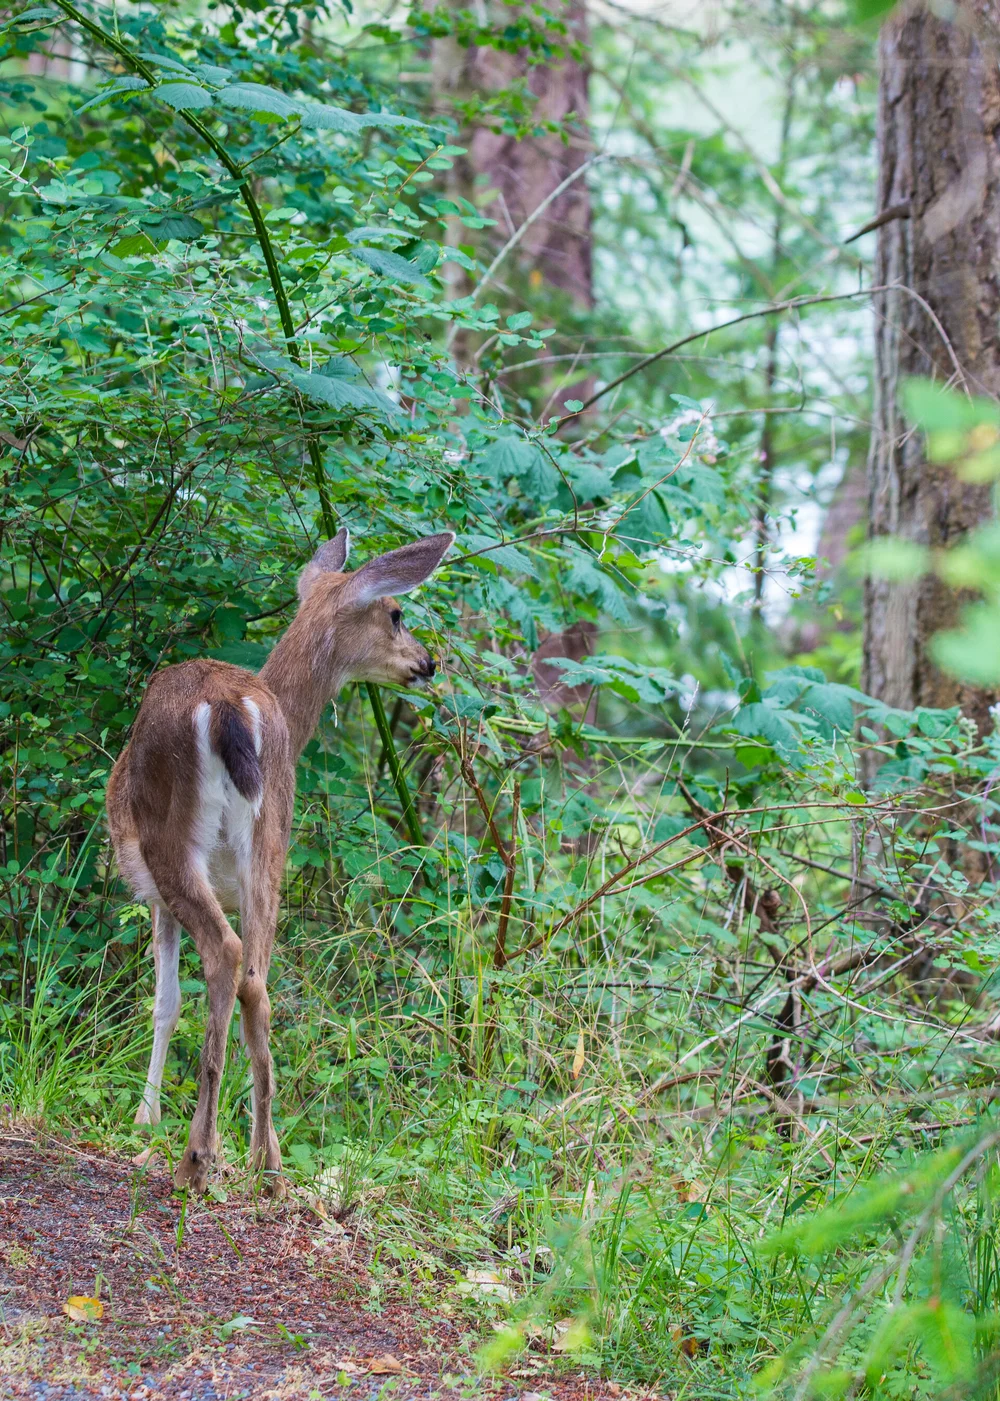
[106,528,454,1196]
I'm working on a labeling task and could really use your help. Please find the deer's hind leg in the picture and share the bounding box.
[135,904,182,1127]
[147,866,243,1193]
[237,831,284,1196]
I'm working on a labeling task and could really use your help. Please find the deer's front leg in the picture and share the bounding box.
[238,847,284,1197]
[135,904,182,1127]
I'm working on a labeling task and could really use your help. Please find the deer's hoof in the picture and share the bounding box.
[262,1171,287,1200]
[174,1147,212,1194]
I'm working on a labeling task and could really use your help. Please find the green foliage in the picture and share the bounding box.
[6,4,1000,1400]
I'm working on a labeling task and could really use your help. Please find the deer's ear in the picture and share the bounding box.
[298,527,351,601]
[339,532,454,609]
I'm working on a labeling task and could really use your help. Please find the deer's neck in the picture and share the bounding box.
[259,612,345,759]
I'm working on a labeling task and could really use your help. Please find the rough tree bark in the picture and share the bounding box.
[463,0,592,310]
[864,1,1000,732]
[432,0,592,385]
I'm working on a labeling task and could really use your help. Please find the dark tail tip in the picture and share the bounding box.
[211,700,263,803]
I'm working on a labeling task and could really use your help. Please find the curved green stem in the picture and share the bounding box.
[366,682,423,846]
[53,0,334,536]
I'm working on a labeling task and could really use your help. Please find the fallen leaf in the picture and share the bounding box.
[332,1359,362,1375]
[63,1296,103,1323]
[367,1354,404,1375]
[572,1030,585,1079]
[551,1316,592,1353]
[459,1266,516,1302]
[299,1190,328,1221]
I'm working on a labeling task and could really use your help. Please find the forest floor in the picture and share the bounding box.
[0,1131,650,1401]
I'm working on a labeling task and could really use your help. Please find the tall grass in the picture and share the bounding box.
[7,725,1000,1398]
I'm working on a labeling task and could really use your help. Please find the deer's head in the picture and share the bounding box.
[295,528,454,687]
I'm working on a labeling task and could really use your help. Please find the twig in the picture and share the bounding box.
[844,201,910,244]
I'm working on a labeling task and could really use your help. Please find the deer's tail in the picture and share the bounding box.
[209,699,263,804]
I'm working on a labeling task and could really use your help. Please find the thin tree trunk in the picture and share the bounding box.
[432,0,592,392]
[864,1,1000,732]
[465,0,592,310]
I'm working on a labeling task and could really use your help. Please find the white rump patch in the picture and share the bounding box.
[192,700,259,908]
[242,696,263,755]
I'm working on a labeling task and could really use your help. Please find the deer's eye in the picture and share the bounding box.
[390,609,402,629]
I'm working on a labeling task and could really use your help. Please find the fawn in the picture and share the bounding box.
[106,528,453,1194]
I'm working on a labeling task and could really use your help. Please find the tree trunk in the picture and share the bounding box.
[464,0,592,310]
[864,1,1000,732]
[432,0,592,393]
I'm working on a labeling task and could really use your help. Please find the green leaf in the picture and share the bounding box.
[563,551,631,621]
[298,102,366,134]
[549,655,675,704]
[208,642,270,669]
[255,351,400,416]
[566,462,614,503]
[155,82,214,111]
[6,6,60,28]
[931,602,1000,684]
[298,369,399,416]
[140,212,204,242]
[216,82,301,119]
[139,52,196,73]
[350,247,430,285]
[460,534,538,577]
[850,0,898,18]
[483,438,560,502]
[728,702,798,759]
[800,683,855,734]
[862,536,929,581]
[75,77,150,115]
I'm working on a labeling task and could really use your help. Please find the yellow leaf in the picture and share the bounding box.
[63,1296,103,1323]
[572,1030,585,1079]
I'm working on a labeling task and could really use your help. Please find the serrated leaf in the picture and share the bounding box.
[140,212,204,242]
[566,463,614,502]
[298,102,366,134]
[75,77,150,115]
[350,247,430,285]
[216,82,301,119]
[548,655,675,704]
[728,702,799,758]
[7,6,60,28]
[139,53,195,73]
[191,63,233,84]
[253,350,398,415]
[483,438,559,502]
[460,534,537,577]
[155,82,213,111]
[800,682,855,734]
[675,462,726,507]
[291,368,399,416]
[562,554,632,622]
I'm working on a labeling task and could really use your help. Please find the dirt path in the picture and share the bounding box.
[0,1133,647,1401]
